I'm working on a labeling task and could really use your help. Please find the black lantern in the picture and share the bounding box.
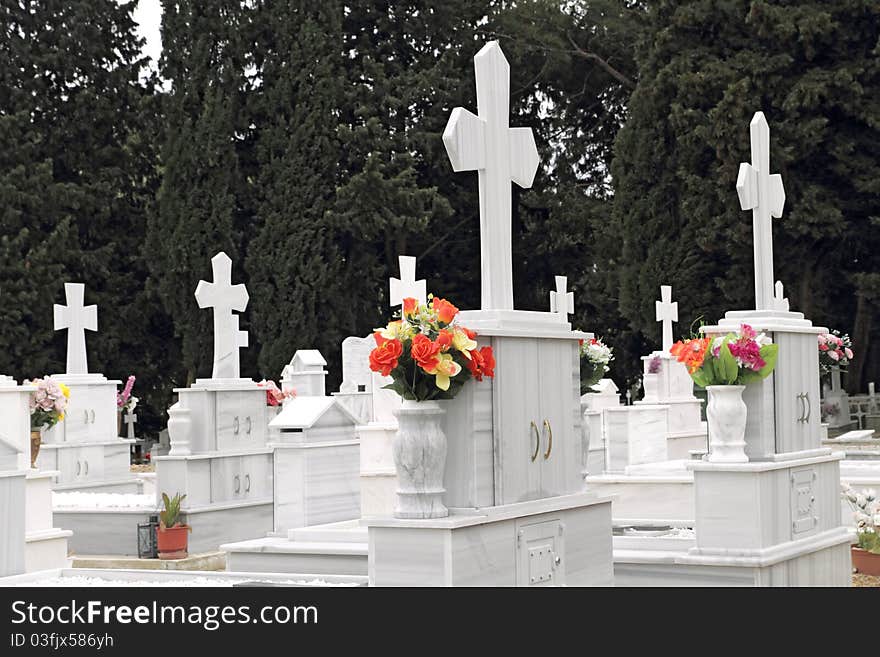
[137,515,159,559]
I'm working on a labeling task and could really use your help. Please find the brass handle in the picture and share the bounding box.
[543,420,553,460]
[530,421,540,462]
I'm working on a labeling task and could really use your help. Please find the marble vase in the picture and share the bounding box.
[706,385,748,463]
[166,403,192,456]
[392,400,448,519]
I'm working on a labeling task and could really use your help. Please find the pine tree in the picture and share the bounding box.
[611,0,880,388]
[148,0,254,384]
[245,1,348,382]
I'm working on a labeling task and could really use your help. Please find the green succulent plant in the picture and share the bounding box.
[159,492,187,529]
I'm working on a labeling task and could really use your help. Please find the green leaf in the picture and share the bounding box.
[717,342,739,385]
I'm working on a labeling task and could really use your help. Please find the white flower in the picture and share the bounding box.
[756,332,772,347]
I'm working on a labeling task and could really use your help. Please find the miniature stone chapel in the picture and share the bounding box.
[363,41,614,587]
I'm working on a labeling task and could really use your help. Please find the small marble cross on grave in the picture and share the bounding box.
[194,252,249,380]
[772,280,789,312]
[389,255,427,308]
[124,410,137,439]
[736,112,786,311]
[54,283,98,375]
[443,41,540,311]
[655,285,678,353]
[549,276,574,321]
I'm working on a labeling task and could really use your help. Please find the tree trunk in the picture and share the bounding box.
[848,291,872,393]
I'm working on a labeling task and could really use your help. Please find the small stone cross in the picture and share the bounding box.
[772,280,789,312]
[124,410,137,439]
[389,255,427,308]
[549,276,574,321]
[655,285,678,353]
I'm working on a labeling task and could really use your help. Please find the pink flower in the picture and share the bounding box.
[818,334,827,345]
[819,343,829,351]
[845,348,854,360]
[829,350,840,361]
[739,324,757,340]
[729,338,766,372]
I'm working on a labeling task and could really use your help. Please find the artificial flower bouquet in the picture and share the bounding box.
[580,337,613,392]
[257,380,296,406]
[842,484,880,554]
[27,376,70,430]
[670,323,778,387]
[818,330,853,374]
[369,295,495,401]
[117,375,138,414]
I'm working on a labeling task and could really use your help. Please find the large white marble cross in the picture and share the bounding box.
[54,283,98,375]
[549,276,574,321]
[389,255,427,308]
[736,112,786,311]
[443,41,540,311]
[655,285,678,353]
[194,252,249,379]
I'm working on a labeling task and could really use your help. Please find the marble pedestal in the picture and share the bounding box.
[358,422,397,516]
[604,405,669,471]
[365,493,613,586]
[0,471,26,576]
[25,470,71,571]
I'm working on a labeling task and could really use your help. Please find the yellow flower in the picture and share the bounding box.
[58,413,64,421]
[427,352,462,391]
[452,328,477,358]
[378,320,404,340]
[59,383,70,399]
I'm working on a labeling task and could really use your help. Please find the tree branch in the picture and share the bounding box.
[566,34,635,89]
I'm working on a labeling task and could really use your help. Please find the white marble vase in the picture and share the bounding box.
[392,400,448,519]
[706,385,748,463]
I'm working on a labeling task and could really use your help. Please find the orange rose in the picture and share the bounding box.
[466,345,496,381]
[432,297,459,324]
[670,338,710,374]
[435,329,453,350]
[369,332,403,377]
[411,333,441,372]
[402,297,418,317]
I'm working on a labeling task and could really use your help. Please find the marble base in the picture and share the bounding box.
[604,405,669,471]
[365,493,613,586]
[0,471,26,576]
[185,501,274,554]
[357,423,397,516]
[25,470,70,572]
[54,508,155,556]
[26,530,72,572]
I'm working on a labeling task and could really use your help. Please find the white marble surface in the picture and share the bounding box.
[0,568,366,587]
[194,252,249,380]
[0,385,32,471]
[604,405,669,471]
[0,471,26,576]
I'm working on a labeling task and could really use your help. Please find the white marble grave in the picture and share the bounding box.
[38,283,136,493]
[366,41,613,587]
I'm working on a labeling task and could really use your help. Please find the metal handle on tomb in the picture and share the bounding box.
[84,410,90,424]
[543,420,553,460]
[246,416,252,435]
[796,393,806,423]
[233,416,239,435]
[76,461,81,476]
[84,460,88,476]
[245,474,251,493]
[530,421,540,462]
[803,393,811,423]
[234,475,240,494]
[90,409,96,423]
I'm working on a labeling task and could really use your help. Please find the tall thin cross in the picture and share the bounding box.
[443,41,540,311]
[655,285,678,353]
[124,410,137,439]
[389,255,427,308]
[54,283,98,375]
[549,276,574,321]
[736,112,786,311]
[194,252,249,379]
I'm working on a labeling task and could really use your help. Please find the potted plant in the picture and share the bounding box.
[579,337,614,394]
[670,324,778,463]
[26,377,70,468]
[116,375,136,437]
[156,492,191,560]
[369,295,495,519]
[842,484,880,575]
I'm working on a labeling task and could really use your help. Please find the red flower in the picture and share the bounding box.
[466,346,496,381]
[411,333,441,372]
[435,329,453,350]
[433,297,459,324]
[369,332,403,377]
[463,327,477,340]
[402,297,418,317]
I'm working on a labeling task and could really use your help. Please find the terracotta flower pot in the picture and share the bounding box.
[851,546,880,576]
[30,430,42,468]
[156,524,190,560]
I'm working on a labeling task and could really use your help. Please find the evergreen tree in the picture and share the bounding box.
[611,0,880,389]
[148,1,254,384]
[245,1,348,382]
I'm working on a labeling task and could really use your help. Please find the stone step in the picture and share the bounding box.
[70,551,226,571]
[25,528,72,572]
[287,519,366,544]
[222,536,368,576]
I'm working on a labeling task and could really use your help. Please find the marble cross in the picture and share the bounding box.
[772,280,789,312]
[655,285,678,353]
[389,255,427,308]
[443,40,540,311]
[194,252,249,380]
[231,315,248,379]
[549,276,574,321]
[124,411,137,439]
[54,283,98,375]
[736,112,786,311]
